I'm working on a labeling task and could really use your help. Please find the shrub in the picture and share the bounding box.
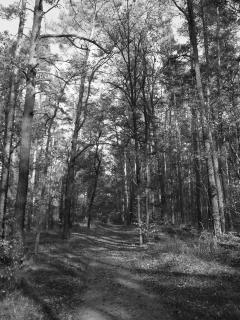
[189,230,218,259]
[0,239,22,286]
[0,239,13,266]
[0,291,43,320]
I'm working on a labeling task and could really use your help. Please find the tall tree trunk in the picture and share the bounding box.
[191,102,202,229]
[27,148,37,232]
[14,0,43,256]
[145,161,151,233]
[186,0,222,235]
[34,124,52,255]
[63,50,90,239]
[0,0,27,238]
[137,193,143,246]
[59,175,66,226]
[151,103,167,220]
[201,0,226,232]
[87,149,102,229]
[123,149,130,224]
[36,86,65,244]
[132,109,143,244]
[63,8,97,237]
[142,84,151,233]
[175,101,184,224]
[215,5,227,231]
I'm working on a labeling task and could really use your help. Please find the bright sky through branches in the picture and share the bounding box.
[0,0,187,44]
[0,0,59,35]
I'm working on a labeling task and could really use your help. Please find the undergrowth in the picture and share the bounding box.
[0,225,240,320]
[0,291,43,320]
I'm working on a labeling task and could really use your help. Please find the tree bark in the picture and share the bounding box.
[123,149,130,224]
[27,148,37,231]
[63,6,98,238]
[14,0,43,255]
[191,102,202,228]
[186,0,222,235]
[87,148,102,229]
[0,0,27,238]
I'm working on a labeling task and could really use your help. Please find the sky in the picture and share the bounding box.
[0,0,19,35]
[0,0,187,50]
[0,0,59,35]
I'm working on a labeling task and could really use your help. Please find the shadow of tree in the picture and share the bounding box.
[20,224,240,320]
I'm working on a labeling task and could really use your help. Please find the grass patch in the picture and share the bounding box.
[0,291,44,320]
[118,226,240,320]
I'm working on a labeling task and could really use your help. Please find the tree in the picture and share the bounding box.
[0,0,27,239]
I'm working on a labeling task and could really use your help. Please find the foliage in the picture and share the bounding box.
[0,239,22,286]
[0,3,19,20]
[1,0,240,249]
[0,291,43,320]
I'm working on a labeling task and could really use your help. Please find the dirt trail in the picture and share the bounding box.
[24,224,172,320]
[71,225,172,320]
[22,224,240,320]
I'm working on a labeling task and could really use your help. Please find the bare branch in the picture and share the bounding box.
[71,143,95,163]
[172,0,188,19]
[40,33,110,53]
[66,37,88,50]
[43,0,61,15]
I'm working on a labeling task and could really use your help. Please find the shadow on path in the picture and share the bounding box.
[21,224,240,320]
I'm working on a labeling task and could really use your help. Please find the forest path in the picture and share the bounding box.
[22,224,240,320]
[70,224,172,320]
[24,224,172,320]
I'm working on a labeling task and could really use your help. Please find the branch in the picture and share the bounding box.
[172,0,188,19]
[66,37,88,50]
[69,0,86,33]
[43,0,61,15]
[71,143,95,163]
[40,33,110,53]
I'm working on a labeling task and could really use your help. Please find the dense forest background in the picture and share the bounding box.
[1,0,240,256]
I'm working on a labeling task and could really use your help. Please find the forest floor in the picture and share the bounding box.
[1,223,240,320]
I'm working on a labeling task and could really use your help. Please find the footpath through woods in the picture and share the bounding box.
[22,224,172,320]
[2,224,240,320]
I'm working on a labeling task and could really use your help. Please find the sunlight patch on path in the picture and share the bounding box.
[80,309,109,320]
[69,308,112,320]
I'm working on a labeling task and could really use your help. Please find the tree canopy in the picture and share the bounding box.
[1,0,240,252]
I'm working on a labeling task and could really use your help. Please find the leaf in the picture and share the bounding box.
[0,3,19,20]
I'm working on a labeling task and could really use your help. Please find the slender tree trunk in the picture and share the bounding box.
[191,102,202,229]
[14,0,43,256]
[63,7,97,238]
[175,105,184,223]
[87,151,101,229]
[213,150,225,232]
[145,161,151,236]
[38,87,64,235]
[123,149,130,224]
[142,86,151,233]
[133,111,143,244]
[34,127,52,254]
[151,104,167,220]
[63,51,90,238]
[186,0,222,236]
[0,0,27,238]
[216,5,227,231]
[59,175,66,226]
[201,0,225,232]
[63,162,74,238]
[27,148,37,231]
[137,193,143,246]
[129,181,134,224]
[159,153,167,220]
